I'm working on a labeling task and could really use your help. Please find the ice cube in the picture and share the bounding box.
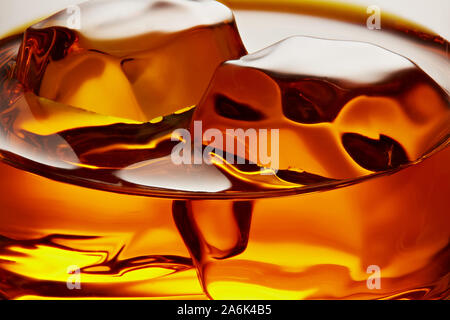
[16,0,246,122]
[192,36,449,179]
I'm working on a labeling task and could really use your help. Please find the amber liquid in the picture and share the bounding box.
[0,1,449,300]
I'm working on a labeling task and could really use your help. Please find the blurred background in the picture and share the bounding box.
[0,0,449,40]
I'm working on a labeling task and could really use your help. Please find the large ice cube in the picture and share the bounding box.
[192,36,449,179]
[16,0,246,122]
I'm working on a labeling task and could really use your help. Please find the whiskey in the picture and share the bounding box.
[0,0,448,300]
